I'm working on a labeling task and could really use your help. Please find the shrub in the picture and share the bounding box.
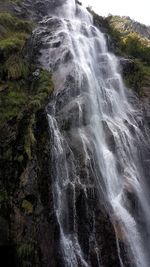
[0,12,33,33]
[4,54,29,80]
[0,86,27,124]
[0,36,25,58]
[120,33,150,64]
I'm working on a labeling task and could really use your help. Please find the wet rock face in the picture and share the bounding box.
[0,110,57,267]
[119,58,135,75]
[1,1,150,267]
[27,6,138,267]
[18,0,70,21]
[75,187,125,267]
[38,15,132,266]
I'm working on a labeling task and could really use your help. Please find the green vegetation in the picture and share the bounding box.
[0,6,53,264]
[21,200,33,215]
[123,60,146,95]
[107,15,150,41]
[4,54,29,79]
[0,2,53,266]
[0,12,33,59]
[24,115,36,159]
[0,189,8,204]
[119,33,150,65]
[0,9,53,159]
[0,36,25,57]
[106,16,150,64]
[0,66,53,156]
[89,10,150,95]
[0,68,53,122]
[0,12,32,33]
[17,243,34,267]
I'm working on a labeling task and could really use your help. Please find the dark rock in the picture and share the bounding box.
[102,120,116,153]
[0,217,9,246]
[119,58,135,75]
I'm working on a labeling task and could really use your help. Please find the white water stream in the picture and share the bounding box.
[37,1,150,266]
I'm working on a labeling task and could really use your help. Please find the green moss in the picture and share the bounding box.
[0,61,53,126]
[0,8,53,215]
[36,70,53,94]
[142,65,150,77]
[16,243,34,267]
[0,36,25,57]
[23,70,53,159]
[24,115,36,159]
[21,200,33,215]
[17,155,24,162]
[0,70,53,138]
[0,12,33,33]
[120,33,150,64]
[123,59,150,96]
[29,99,41,110]
[0,189,8,204]
[0,11,33,61]
[0,86,27,124]
[0,9,53,165]
[4,54,29,80]
[0,12,16,29]
[0,5,53,265]
[29,70,53,111]
[3,148,12,161]
[123,60,143,90]
[106,16,150,64]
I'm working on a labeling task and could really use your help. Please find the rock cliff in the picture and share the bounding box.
[0,1,150,267]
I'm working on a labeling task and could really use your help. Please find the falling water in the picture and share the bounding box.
[36,0,150,266]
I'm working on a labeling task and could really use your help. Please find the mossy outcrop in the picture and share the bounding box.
[0,1,55,266]
[105,15,150,95]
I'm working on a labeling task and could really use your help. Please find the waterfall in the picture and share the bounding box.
[36,0,150,266]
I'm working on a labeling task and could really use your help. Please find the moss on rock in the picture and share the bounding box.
[21,200,33,215]
[16,243,34,267]
[0,4,54,266]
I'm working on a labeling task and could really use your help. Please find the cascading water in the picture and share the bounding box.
[35,0,150,266]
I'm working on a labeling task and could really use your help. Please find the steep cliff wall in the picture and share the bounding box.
[0,1,56,266]
[0,1,150,267]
